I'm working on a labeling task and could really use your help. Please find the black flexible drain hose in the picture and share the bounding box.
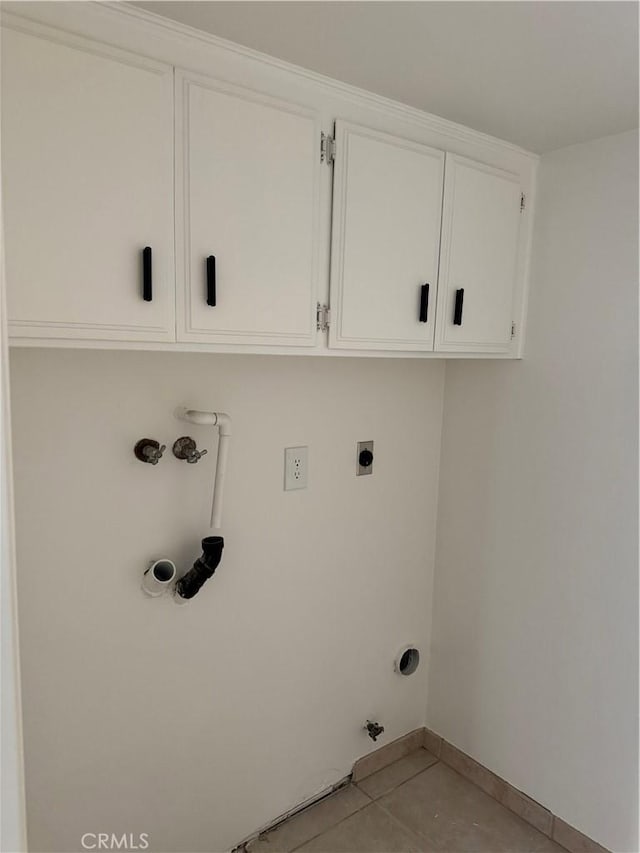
[175,537,224,600]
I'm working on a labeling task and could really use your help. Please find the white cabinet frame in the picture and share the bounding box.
[328,121,445,352]
[1,16,175,343]
[175,70,322,347]
[435,154,523,353]
[1,4,538,359]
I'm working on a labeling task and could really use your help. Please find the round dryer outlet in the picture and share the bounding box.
[394,645,420,676]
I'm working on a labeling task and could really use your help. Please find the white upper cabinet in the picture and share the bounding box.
[176,71,321,347]
[435,154,523,353]
[1,6,536,356]
[328,121,445,351]
[1,25,175,342]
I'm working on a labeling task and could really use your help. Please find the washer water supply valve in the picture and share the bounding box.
[365,720,385,741]
[134,438,166,465]
[173,436,208,464]
[138,407,231,604]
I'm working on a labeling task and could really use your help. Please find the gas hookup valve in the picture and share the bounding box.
[365,720,385,741]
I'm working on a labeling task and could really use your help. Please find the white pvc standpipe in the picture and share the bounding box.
[142,559,177,597]
[210,431,229,529]
[175,408,231,530]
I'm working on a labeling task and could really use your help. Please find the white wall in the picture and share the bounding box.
[1,155,27,852]
[428,129,638,852]
[1,295,27,853]
[9,350,444,853]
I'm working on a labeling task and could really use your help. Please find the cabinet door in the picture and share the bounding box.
[1,25,175,342]
[328,121,444,351]
[176,72,320,347]
[435,154,522,352]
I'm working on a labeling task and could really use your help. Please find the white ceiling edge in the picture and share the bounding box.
[99,0,538,160]
[129,0,639,153]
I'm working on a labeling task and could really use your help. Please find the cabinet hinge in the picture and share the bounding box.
[316,302,331,331]
[321,132,336,164]
[520,192,526,212]
[511,321,516,339]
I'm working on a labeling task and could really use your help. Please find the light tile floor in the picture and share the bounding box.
[246,748,565,853]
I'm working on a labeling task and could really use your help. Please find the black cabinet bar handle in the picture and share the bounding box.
[206,255,216,307]
[453,288,464,325]
[419,283,429,323]
[142,247,152,302]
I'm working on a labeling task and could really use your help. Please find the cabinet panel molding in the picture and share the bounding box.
[435,154,523,353]
[328,121,445,351]
[175,70,322,347]
[2,21,175,342]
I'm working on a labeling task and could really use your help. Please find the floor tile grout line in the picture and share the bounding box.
[245,776,359,850]
[290,796,427,853]
[283,754,443,852]
[287,786,374,852]
[437,759,571,851]
[284,750,438,851]
[382,758,566,853]
[247,737,598,853]
[430,733,592,853]
[354,755,441,800]
[288,758,442,853]
[370,796,433,851]
[372,765,556,853]
[257,751,570,853]
[354,745,438,785]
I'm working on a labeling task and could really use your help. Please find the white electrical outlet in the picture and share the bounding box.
[284,446,308,491]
